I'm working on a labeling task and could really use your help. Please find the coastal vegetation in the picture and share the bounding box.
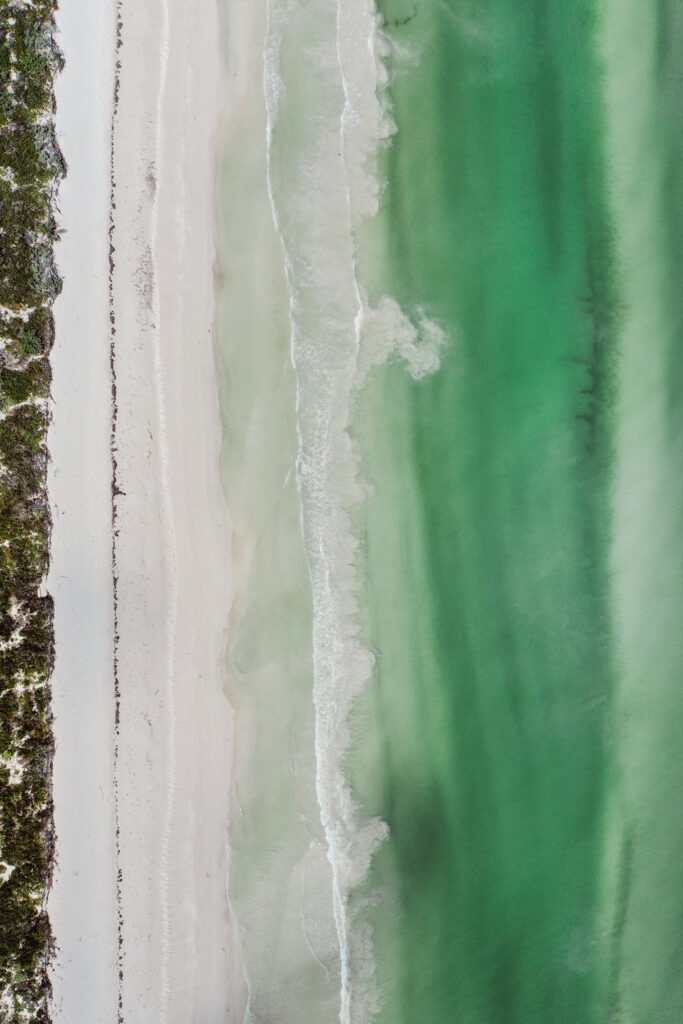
[0,0,62,1019]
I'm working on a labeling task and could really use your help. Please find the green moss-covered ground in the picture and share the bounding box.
[0,1,62,1020]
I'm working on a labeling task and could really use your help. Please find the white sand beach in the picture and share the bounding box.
[49,1,239,1020]
[48,0,118,1019]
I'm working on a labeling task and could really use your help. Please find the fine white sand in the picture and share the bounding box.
[49,1,237,1020]
[48,1,118,1019]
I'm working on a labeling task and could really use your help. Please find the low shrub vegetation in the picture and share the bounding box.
[0,1,62,1019]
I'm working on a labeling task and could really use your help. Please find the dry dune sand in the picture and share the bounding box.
[48,1,247,1020]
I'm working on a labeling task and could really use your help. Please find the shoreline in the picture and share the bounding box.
[214,0,341,1019]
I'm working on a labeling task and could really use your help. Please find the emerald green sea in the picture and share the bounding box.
[347,2,683,1022]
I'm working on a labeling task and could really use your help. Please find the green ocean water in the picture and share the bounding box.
[348,2,683,1022]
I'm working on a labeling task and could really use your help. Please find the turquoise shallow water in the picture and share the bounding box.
[216,0,683,1020]
[347,1,683,1022]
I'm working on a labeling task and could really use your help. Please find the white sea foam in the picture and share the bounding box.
[356,296,447,386]
[263,2,444,1021]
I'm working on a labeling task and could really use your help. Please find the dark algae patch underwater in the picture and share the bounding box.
[0,1,62,1020]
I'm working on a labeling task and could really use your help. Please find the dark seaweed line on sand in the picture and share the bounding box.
[109,2,125,1022]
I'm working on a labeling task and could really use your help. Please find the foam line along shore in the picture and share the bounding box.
[253,0,444,1020]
